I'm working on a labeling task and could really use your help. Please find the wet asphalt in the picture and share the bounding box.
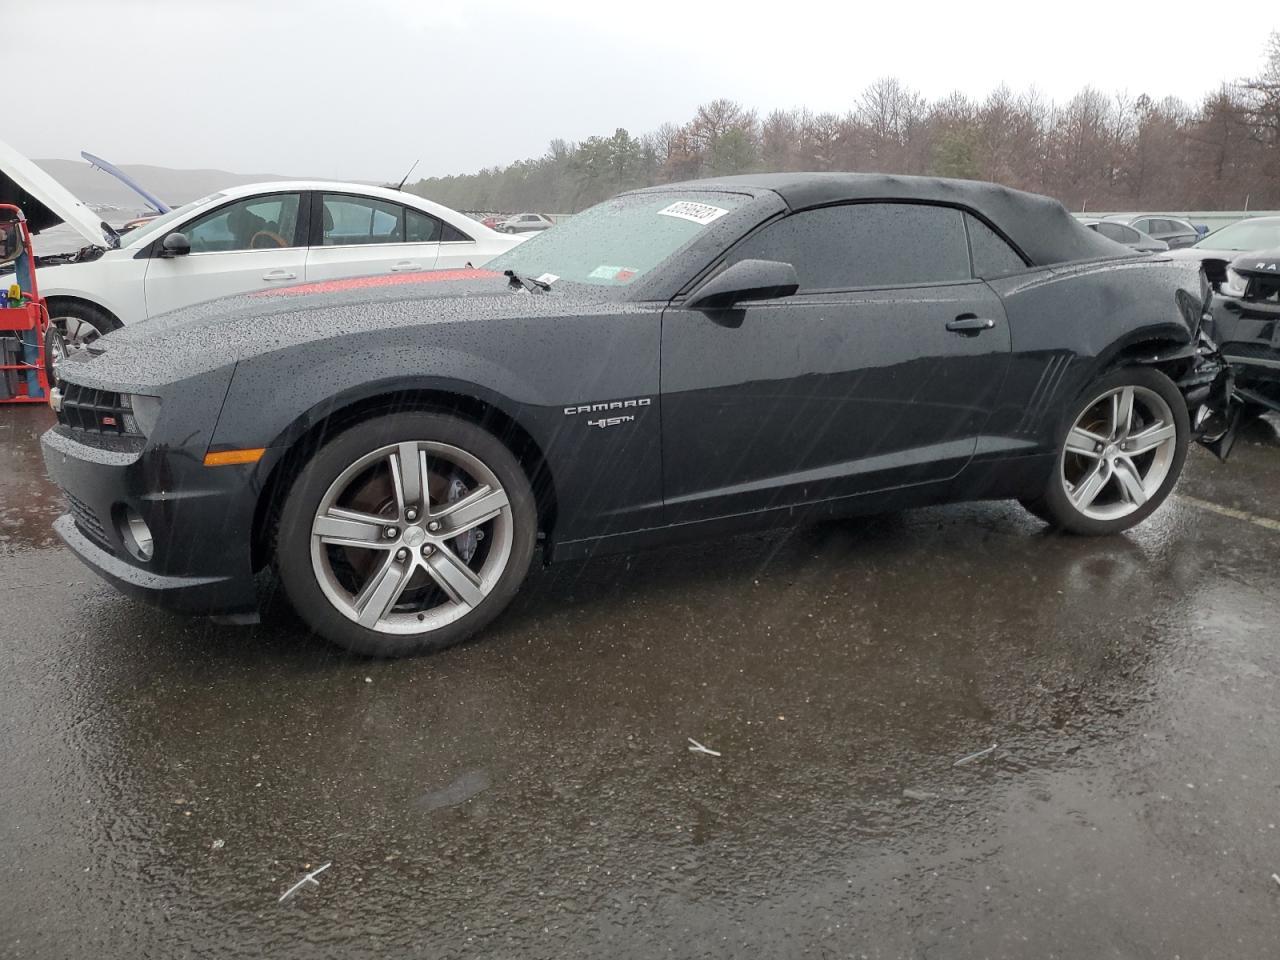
[2,406,1280,959]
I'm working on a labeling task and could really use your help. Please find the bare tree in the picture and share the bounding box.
[412,42,1280,213]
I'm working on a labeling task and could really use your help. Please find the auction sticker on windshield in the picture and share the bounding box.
[657,201,729,225]
[588,265,639,282]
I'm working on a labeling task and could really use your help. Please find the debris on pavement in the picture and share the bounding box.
[211,839,225,850]
[952,743,998,767]
[278,861,331,904]
[902,789,937,801]
[1272,872,1280,890]
[687,738,721,757]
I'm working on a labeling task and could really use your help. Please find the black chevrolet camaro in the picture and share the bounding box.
[43,173,1216,656]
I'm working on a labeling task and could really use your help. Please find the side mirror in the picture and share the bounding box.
[159,232,191,257]
[686,259,800,310]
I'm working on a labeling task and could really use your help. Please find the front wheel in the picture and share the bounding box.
[43,324,67,388]
[1022,367,1188,535]
[274,412,537,657]
[48,301,121,352]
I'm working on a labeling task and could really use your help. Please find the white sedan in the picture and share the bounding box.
[1,140,524,346]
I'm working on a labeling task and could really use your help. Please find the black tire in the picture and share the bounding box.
[43,324,67,389]
[47,300,121,351]
[1024,366,1189,535]
[274,412,538,657]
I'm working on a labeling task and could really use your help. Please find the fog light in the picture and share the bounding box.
[117,505,154,562]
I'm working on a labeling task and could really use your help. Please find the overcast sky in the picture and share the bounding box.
[12,0,1279,181]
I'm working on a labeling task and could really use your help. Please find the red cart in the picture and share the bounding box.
[0,203,51,404]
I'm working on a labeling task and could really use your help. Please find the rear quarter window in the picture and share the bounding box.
[965,214,1027,278]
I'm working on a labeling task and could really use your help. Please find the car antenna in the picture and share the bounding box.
[395,160,421,192]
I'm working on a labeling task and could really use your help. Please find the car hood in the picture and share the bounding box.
[0,137,119,248]
[1166,244,1270,291]
[1166,245,1262,263]
[67,269,612,390]
[80,151,170,215]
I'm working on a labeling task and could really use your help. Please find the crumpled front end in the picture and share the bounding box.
[1191,252,1280,459]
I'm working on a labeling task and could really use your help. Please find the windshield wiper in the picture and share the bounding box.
[504,269,550,293]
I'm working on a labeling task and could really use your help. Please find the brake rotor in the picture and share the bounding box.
[336,459,480,590]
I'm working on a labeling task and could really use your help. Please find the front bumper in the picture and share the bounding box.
[1207,295,1280,389]
[52,515,243,613]
[41,426,268,617]
[1220,346,1280,384]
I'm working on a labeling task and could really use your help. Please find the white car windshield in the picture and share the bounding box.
[1194,219,1280,252]
[118,194,225,248]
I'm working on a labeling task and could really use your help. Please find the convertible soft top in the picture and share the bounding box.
[640,172,1124,268]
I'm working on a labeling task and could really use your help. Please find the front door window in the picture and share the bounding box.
[183,194,302,252]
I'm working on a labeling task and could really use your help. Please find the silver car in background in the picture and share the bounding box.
[1104,214,1202,249]
[495,213,555,233]
[1081,218,1168,252]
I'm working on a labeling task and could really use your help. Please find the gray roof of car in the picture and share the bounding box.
[637,172,1126,267]
[1104,213,1191,224]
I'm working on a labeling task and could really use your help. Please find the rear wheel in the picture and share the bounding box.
[1023,367,1188,535]
[275,412,537,657]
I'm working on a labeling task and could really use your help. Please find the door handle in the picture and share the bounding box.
[946,314,996,335]
[390,261,423,272]
[262,269,296,281]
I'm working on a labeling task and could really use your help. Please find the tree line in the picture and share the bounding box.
[406,34,1280,215]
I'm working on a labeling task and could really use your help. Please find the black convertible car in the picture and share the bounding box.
[42,173,1215,657]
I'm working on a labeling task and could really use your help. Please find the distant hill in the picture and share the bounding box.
[34,158,317,211]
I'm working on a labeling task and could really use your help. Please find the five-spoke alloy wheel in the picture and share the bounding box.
[1023,367,1189,535]
[276,412,537,657]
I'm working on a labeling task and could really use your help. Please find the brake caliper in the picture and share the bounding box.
[445,473,481,563]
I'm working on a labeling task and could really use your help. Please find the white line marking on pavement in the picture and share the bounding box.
[278,862,331,904]
[687,738,721,758]
[1176,495,1280,533]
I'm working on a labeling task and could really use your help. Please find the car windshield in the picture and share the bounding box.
[118,194,225,248]
[1194,218,1280,252]
[485,191,750,288]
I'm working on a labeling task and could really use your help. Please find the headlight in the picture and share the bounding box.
[122,394,162,437]
[1220,268,1246,298]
